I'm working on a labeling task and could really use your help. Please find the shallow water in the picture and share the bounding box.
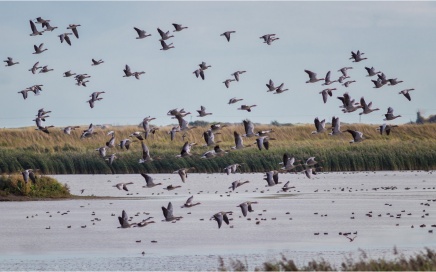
[1,171,435,270]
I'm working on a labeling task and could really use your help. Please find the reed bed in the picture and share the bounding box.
[1,123,436,174]
[0,174,70,198]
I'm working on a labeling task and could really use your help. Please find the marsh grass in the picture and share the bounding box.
[1,123,436,174]
[0,174,70,198]
[218,247,436,271]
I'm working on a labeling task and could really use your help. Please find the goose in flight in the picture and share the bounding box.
[163,184,181,191]
[211,211,233,228]
[338,92,362,113]
[86,97,102,108]
[141,116,156,139]
[133,71,145,80]
[36,125,55,134]
[157,28,174,40]
[174,114,195,131]
[279,153,300,172]
[231,70,246,81]
[168,126,180,141]
[22,169,37,183]
[29,62,42,74]
[141,173,162,188]
[172,23,188,32]
[329,116,342,136]
[302,168,318,179]
[377,73,389,85]
[322,71,337,86]
[388,78,403,86]
[67,24,81,38]
[264,170,280,186]
[273,83,288,94]
[42,21,57,32]
[91,59,104,66]
[90,91,105,101]
[113,182,133,191]
[344,129,364,143]
[129,131,144,141]
[371,78,384,88]
[58,33,72,46]
[119,138,132,150]
[80,123,96,139]
[160,40,174,50]
[223,79,235,88]
[176,141,196,158]
[105,153,117,165]
[162,202,183,222]
[193,69,205,80]
[199,61,211,70]
[39,65,53,73]
[242,119,256,137]
[259,34,276,42]
[231,131,248,150]
[338,67,353,77]
[123,65,133,77]
[305,70,324,83]
[364,66,381,77]
[342,80,356,88]
[136,218,155,227]
[18,89,31,100]
[197,105,212,117]
[304,157,319,167]
[312,117,326,134]
[29,20,43,36]
[221,31,236,42]
[96,146,107,158]
[377,123,398,136]
[256,135,273,151]
[105,130,115,148]
[384,107,401,121]
[181,196,200,208]
[134,27,151,39]
[237,201,258,217]
[224,163,242,175]
[282,181,295,192]
[320,88,336,104]
[228,97,243,104]
[63,70,76,77]
[118,210,137,228]
[359,97,379,115]
[63,126,80,135]
[398,88,414,101]
[237,104,257,112]
[35,17,50,25]
[266,79,277,92]
[4,57,19,66]
[350,50,367,62]
[203,129,221,146]
[33,43,47,54]
[139,141,153,163]
[229,180,249,191]
[173,167,195,183]
[264,36,279,45]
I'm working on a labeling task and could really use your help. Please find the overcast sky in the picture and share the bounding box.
[1,1,435,128]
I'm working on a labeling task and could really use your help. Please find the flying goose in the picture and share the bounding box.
[388,78,403,86]
[39,65,53,73]
[36,108,51,118]
[134,27,151,39]
[237,201,258,217]
[344,129,364,143]
[264,170,280,186]
[168,126,180,141]
[377,73,389,85]
[4,57,19,66]
[173,167,195,183]
[136,218,155,227]
[162,202,183,222]
[113,182,133,191]
[364,66,381,77]
[273,83,288,94]
[211,211,233,228]
[242,119,255,137]
[29,62,42,74]
[304,157,319,167]
[118,210,137,228]
[338,67,353,77]
[176,141,196,158]
[193,69,205,80]
[35,17,50,25]
[36,125,55,134]
[282,181,295,192]
[237,104,257,112]
[141,116,156,139]
[129,131,144,141]
[157,28,174,40]
[231,131,247,150]
[359,97,379,115]
[322,71,337,86]
[221,31,235,42]
[377,123,398,136]
[63,70,76,77]
[311,117,326,134]
[80,123,96,139]
[163,184,181,191]
[371,78,384,88]
[229,180,249,191]
[181,195,200,208]
[123,65,133,77]
[329,116,342,136]
[224,163,242,175]
[279,153,300,172]
[22,169,37,183]
[223,79,235,88]
[384,107,401,121]
[139,141,153,163]
[264,36,279,45]
[105,131,115,148]
[350,50,367,62]
[160,40,174,50]
[91,59,104,66]
[66,24,81,38]
[58,33,72,46]
[259,34,276,42]
[86,97,102,108]
[33,43,47,54]
[398,88,414,101]
[172,23,188,32]
[231,70,246,81]
[118,138,132,150]
[342,80,356,88]
[96,146,107,158]
[203,129,220,146]
[133,71,145,79]
[105,153,117,165]
[338,92,362,113]
[63,126,80,135]
[305,70,324,83]
[42,21,57,32]
[18,89,31,100]
[266,79,277,92]
[197,105,212,117]
[199,61,211,70]
[302,167,318,179]
[255,135,274,150]
[141,173,162,188]
[320,88,336,104]
[228,97,243,104]
[29,20,43,36]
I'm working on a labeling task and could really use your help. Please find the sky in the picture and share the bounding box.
[1,1,436,129]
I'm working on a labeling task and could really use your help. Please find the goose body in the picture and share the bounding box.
[33,43,47,54]
[113,182,133,191]
[162,202,182,222]
[211,211,233,228]
[67,24,81,38]
[172,23,188,32]
[134,27,151,39]
[399,88,414,101]
[320,88,336,104]
[237,201,258,217]
[58,33,72,46]
[160,40,174,50]
[305,70,324,83]
[384,107,401,121]
[197,105,212,117]
[4,57,19,66]
[141,173,162,188]
[311,117,326,134]
[359,97,379,115]
[221,31,235,42]
[181,195,200,208]
[228,97,243,104]
[344,129,364,143]
[157,28,174,40]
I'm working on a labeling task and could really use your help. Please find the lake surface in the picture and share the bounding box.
[1,171,435,270]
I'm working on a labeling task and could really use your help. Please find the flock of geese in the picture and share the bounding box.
[5,16,417,230]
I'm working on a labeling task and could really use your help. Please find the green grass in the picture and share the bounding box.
[0,123,436,174]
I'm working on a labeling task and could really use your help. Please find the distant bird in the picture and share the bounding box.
[237,201,258,217]
[377,123,398,136]
[266,79,277,92]
[322,71,337,86]
[36,125,55,134]
[273,83,288,94]
[237,104,257,112]
[105,130,115,148]
[96,146,107,158]
[163,184,181,191]
[193,69,205,80]
[67,24,81,38]
[342,80,356,88]
[345,236,357,242]
[29,20,43,36]
[172,23,188,32]
[168,126,180,141]
[58,33,72,46]
[320,88,336,104]
[304,157,319,167]
[371,79,384,88]
[139,141,153,163]
[42,21,57,32]
[329,116,342,136]
[302,168,317,179]
[228,97,243,104]
[86,97,102,108]
[231,131,247,150]
[91,59,104,66]
[113,182,133,191]
[22,169,37,183]
[197,106,212,117]
[160,40,174,51]
[141,173,162,188]
[282,181,295,192]
[279,153,300,172]
[338,67,353,77]
[134,27,151,39]
[129,131,144,141]
[242,119,256,137]
[199,61,211,70]
[29,62,42,74]
[377,73,389,85]
[350,50,367,62]
[18,89,31,100]
[162,202,183,222]
[223,79,235,88]
[229,180,249,191]
[344,129,364,143]
[35,17,50,25]
[264,170,280,186]
[384,107,401,121]
[259,34,276,42]
[4,57,19,66]
[305,70,324,83]
[133,71,145,80]
[157,28,174,40]
[338,92,362,113]
[399,88,414,101]
[63,70,76,77]
[231,70,246,81]
[221,31,235,42]
[63,126,80,135]
[118,210,136,228]
[80,123,96,139]
[181,195,200,208]
[364,66,381,77]
[123,65,133,77]
[359,97,379,115]
[90,91,105,101]
[224,163,242,175]
[388,78,403,86]
[39,65,53,73]
[119,139,132,150]
[211,211,233,228]
[311,117,326,134]
[33,43,47,54]
[105,153,117,165]
[176,141,196,158]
